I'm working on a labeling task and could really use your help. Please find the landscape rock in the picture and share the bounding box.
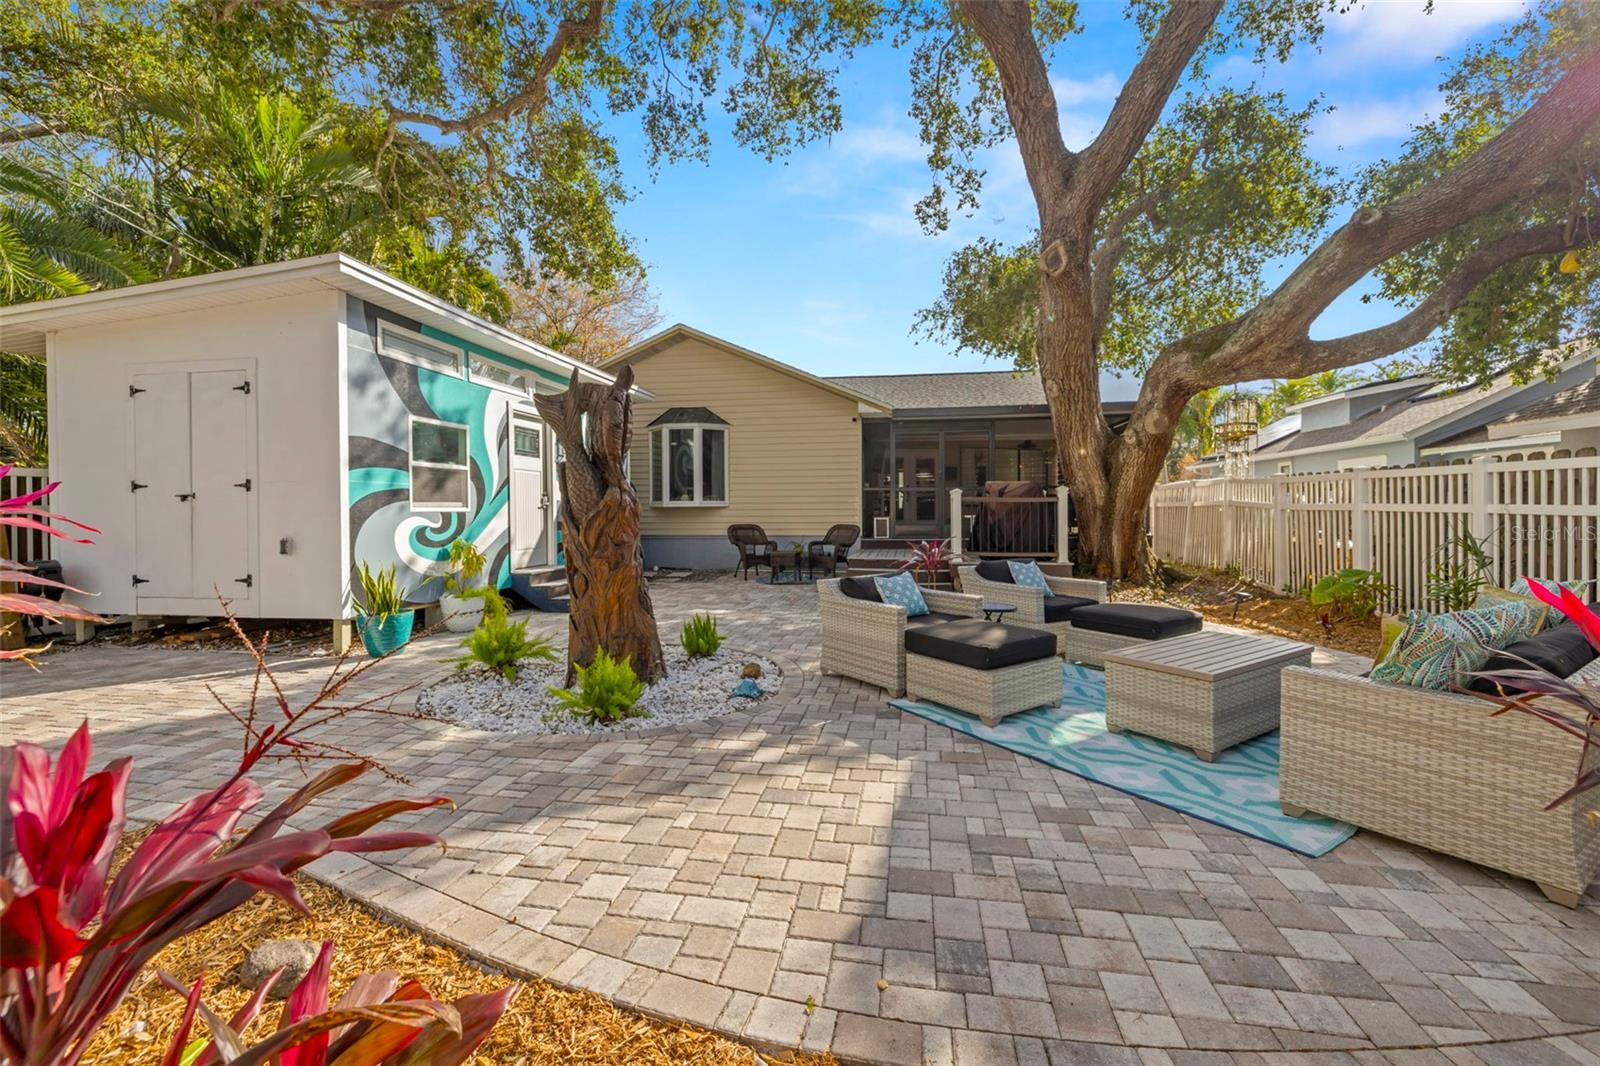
[237,938,319,999]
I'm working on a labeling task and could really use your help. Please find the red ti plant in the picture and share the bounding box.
[0,464,104,667]
[1468,580,1600,819]
[1,620,517,1063]
[900,539,952,586]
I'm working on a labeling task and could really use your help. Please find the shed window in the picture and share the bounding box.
[411,418,470,511]
[647,408,729,507]
[470,353,532,396]
[377,321,463,376]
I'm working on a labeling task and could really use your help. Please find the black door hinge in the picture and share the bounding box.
[176,492,195,501]
[131,480,147,492]
[129,385,146,397]
[235,574,253,588]
[233,381,251,394]
[234,477,252,491]
[131,575,149,586]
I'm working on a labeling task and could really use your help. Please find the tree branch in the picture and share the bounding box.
[1298,223,1598,373]
[382,0,606,138]
[1228,44,1600,360]
[956,0,1073,210]
[1073,1,1221,219]
[0,122,51,145]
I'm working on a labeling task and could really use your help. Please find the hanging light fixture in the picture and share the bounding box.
[1213,393,1260,479]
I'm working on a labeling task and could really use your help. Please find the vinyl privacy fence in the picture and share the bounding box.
[1,466,53,566]
[1149,456,1600,612]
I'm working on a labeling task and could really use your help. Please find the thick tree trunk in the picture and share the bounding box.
[534,366,665,685]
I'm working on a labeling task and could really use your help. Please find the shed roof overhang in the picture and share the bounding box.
[0,253,629,391]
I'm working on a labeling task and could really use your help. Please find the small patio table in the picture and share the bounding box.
[1104,630,1311,761]
[981,602,1018,622]
[769,549,806,583]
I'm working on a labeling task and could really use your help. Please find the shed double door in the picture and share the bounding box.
[132,367,255,610]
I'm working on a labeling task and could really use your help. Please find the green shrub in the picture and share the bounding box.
[1425,522,1494,611]
[680,612,724,658]
[1307,568,1393,623]
[450,588,555,681]
[355,560,406,619]
[548,647,647,723]
[444,538,489,595]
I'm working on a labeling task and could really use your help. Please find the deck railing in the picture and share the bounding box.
[949,486,1071,562]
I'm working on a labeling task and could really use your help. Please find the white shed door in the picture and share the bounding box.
[509,416,547,569]
[133,372,194,598]
[132,367,254,606]
[189,370,253,601]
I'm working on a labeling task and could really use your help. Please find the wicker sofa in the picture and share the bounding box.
[1280,662,1600,908]
[818,577,982,696]
[957,561,1108,654]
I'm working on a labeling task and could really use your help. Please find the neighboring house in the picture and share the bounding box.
[0,253,622,636]
[607,324,1133,568]
[1485,365,1600,454]
[1249,350,1597,475]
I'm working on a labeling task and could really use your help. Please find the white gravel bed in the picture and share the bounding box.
[417,644,781,736]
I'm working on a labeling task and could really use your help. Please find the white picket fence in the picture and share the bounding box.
[1150,456,1600,612]
[1,467,53,566]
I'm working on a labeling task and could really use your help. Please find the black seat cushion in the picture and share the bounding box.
[974,559,1015,583]
[904,611,968,631]
[1068,603,1202,640]
[1468,623,1598,693]
[1043,595,1097,623]
[905,619,1057,671]
[838,576,882,602]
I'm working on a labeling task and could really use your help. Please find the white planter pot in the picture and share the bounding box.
[439,591,484,633]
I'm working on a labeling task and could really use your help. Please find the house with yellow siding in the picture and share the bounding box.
[606,324,1136,570]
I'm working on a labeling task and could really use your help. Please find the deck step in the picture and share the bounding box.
[509,566,570,613]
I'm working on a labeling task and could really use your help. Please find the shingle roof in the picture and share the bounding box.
[825,370,1049,411]
[1254,383,1498,456]
[1493,373,1600,428]
[647,406,729,427]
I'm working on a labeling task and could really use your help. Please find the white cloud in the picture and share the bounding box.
[1051,72,1121,107]
[1311,87,1443,149]
[1325,0,1527,63]
[828,122,926,166]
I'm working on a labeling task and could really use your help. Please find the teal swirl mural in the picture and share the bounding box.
[345,298,515,604]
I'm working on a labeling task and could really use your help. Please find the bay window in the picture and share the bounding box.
[647,408,729,506]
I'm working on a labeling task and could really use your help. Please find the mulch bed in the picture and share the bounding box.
[85,836,834,1066]
[1111,564,1381,659]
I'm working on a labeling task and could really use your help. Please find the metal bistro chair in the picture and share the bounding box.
[806,523,860,578]
[728,524,778,580]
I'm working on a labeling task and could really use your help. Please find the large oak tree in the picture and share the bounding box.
[916,0,1600,576]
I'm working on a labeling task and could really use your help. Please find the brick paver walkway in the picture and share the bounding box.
[4,574,1598,1065]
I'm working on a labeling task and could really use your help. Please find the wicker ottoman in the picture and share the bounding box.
[1104,631,1311,761]
[905,619,1061,727]
[1064,603,1203,666]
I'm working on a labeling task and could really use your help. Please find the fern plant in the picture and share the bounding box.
[548,648,647,723]
[681,612,724,658]
[354,560,406,619]
[450,588,554,681]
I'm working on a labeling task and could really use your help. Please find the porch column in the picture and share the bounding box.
[1055,483,1071,566]
[948,489,963,557]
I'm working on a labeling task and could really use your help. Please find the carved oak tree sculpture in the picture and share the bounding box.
[534,365,665,685]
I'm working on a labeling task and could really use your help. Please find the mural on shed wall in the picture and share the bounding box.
[345,297,513,604]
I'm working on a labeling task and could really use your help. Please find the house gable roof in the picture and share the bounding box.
[826,370,1048,412]
[604,324,892,411]
[1488,372,1600,437]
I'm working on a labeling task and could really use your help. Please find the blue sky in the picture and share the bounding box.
[601,1,1528,399]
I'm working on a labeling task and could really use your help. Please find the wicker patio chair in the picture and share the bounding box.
[807,523,861,577]
[818,577,983,696]
[1280,663,1600,908]
[957,561,1107,655]
[727,524,778,580]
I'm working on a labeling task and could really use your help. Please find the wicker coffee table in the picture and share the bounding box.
[1104,631,1311,761]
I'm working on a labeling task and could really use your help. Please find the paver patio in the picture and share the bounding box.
[4,574,1598,1065]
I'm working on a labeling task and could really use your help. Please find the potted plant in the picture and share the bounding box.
[355,560,413,656]
[440,537,489,632]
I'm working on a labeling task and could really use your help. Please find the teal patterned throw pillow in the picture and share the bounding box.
[1007,560,1052,590]
[874,571,929,617]
[1510,576,1593,603]
[1371,608,1500,690]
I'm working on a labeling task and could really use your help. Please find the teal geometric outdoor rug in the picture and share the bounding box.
[891,661,1356,857]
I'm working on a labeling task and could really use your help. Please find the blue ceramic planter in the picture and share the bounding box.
[358,612,414,658]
